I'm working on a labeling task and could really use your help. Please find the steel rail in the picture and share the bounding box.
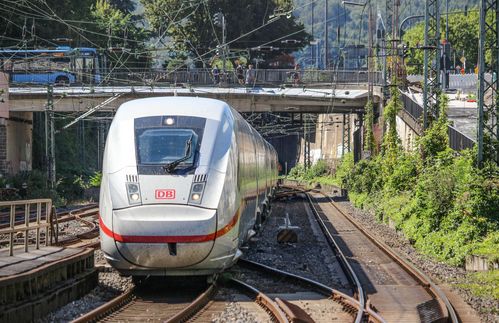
[71,283,217,323]
[71,287,135,323]
[228,278,290,323]
[303,192,367,323]
[320,191,459,323]
[55,207,99,247]
[238,258,385,322]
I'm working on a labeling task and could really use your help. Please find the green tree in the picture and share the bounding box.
[0,1,151,68]
[418,93,451,162]
[140,0,312,68]
[364,99,376,155]
[381,84,402,173]
[402,9,483,75]
[401,23,425,75]
[91,0,151,68]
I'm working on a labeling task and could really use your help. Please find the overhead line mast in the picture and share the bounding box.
[423,0,441,129]
[477,0,499,166]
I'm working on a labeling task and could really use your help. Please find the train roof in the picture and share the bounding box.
[114,97,232,122]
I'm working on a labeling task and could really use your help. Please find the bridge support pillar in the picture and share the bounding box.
[0,113,33,177]
[0,74,32,177]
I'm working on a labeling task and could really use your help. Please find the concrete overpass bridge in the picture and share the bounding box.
[8,84,382,114]
[2,78,384,176]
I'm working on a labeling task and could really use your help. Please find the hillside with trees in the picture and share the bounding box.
[292,0,480,68]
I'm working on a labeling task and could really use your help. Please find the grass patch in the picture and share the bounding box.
[473,232,499,264]
[458,270,499,302]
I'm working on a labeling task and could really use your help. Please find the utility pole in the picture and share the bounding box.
[324,0,328,69]
[342,113,351,157]
[391,0,400,79]
[303,114,311,169]
[423,0,441,129]
[213,11,227,83]
[368,3,374,101]
[222,14,226,82]
[386,0,393,39]
[477,0,499,166]
[45,85,55,189]
[443,0,451,89]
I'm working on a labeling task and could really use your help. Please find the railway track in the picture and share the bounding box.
[72,279,217,323]
[235,258,384,323]
[54,205,100,249]
[71,275,306,323]
[289,185,458,323]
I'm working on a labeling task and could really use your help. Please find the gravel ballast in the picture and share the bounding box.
[38,250,132,323]
[244,193,350,292]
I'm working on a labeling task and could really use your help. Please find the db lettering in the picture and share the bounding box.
[155,189,176,199]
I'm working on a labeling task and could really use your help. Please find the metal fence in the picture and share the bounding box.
[400,92,475,151]
[400,92,423,120]
[0,199,52,256]
[100,68,383,86]
[448,126,475,151]
[7,68,383,87]
[406,73,490,90]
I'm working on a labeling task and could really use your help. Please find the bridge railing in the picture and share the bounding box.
[406,73,491,91]
[400,92,475,151]
[7,68,383,87]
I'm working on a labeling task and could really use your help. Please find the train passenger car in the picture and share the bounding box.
[99,97,278,276]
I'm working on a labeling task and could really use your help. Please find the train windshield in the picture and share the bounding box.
[138,129,197,164]
[134,116,206,175]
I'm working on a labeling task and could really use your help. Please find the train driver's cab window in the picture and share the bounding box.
[137,128,198,166]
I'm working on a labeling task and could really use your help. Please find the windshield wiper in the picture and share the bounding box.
[163,136,193,173]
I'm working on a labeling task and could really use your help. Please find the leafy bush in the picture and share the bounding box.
[89,172,102,187]
[345,156,383,194]
[334,153,354,187]
[288,163,305,179]
[303,159,328,179]
[334,94,499,267]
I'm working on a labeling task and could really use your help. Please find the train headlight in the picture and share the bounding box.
[189,182,205,204]
[126,183,142,205]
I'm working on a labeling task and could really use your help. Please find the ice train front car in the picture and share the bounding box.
[99,97,278,277]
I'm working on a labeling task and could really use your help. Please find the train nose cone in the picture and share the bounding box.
[109,205,217,268]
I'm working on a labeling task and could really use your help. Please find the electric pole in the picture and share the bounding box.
[477,0,499,166]
[324,0,328,69]
[368,2,374,101]
[423,0,441,129]
[45,85,56,189]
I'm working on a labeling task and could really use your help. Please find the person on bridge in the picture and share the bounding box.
[212,65,220,85]
[245,64,255,86]
[292,64,301,86]
[236,63,245,85]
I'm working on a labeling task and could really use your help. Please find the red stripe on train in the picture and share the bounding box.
[99,209,239,243]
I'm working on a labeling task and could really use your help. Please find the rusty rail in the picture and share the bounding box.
[302,192,368,323]
[0,199,52,256]
[320,191,458,323]
[229,278,290,323]
[71,282,216,323]
[71,287,135,323]
[238,258,384,323]
[55,206,99,248]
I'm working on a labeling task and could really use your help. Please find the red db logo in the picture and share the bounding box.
[155,189,176,199]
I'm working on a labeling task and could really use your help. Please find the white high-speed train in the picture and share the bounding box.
[99,97,278,276]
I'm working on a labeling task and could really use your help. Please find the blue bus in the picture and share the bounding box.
[0,47,101,85]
